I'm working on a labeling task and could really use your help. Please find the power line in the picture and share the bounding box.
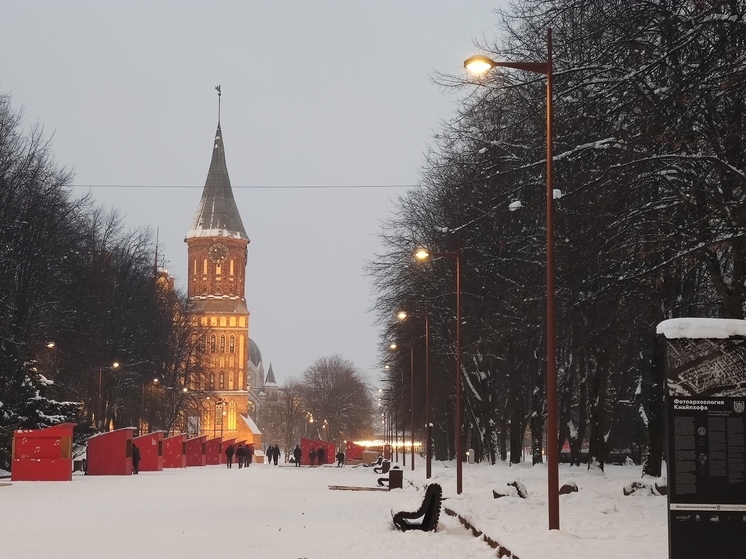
[70,183,419,189]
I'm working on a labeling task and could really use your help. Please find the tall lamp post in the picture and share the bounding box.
[415,242,462,493]
[389,342,414,470]
[464,28,558,530]
[140,377,158,434]
[397,310,432,478]
[97,361,120,431]
[216,397,226,439]
[384,364,398,462]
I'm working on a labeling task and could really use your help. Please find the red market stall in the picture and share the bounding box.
[346,441,364,461]
[87,427,135,476]
[205,437,222,465]
[186,435,207,467]
[301,437,333,465]
[163,434,187,468]
[132,431,164,472]
[315,439,335,465]
[11,423,76,481]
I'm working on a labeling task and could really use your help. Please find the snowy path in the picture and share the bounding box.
[0,463,496,559]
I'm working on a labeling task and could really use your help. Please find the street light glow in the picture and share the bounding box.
[112,362,120,369]
[414,248,430,260]
[389,343,398,350]
[464,54,497,74]
[397,311,408,321]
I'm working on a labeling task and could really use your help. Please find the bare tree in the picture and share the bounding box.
[299,355,375,444]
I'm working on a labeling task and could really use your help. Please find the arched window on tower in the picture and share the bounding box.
[234,371,239,390]
[210,335,216,353]
[220,335,226,352]
[210,373,215,390]
[199,335,206,352]
[219,372,225,390]
[229,335,235,353]
[228,401,237,430]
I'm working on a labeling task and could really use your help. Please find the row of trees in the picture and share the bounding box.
[0,94,205,469]
[370,0,745,475]
[258,355,376,452]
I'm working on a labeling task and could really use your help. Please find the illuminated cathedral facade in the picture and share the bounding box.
[184,119,263,444]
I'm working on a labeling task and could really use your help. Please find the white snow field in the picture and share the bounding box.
[0,459,667,558]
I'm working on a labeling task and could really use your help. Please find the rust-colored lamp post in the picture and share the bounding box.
[415,242,462,494]
[390,342,414,469]
[97,361,120,430]
[397,310,432,478]
[464,28,558,530]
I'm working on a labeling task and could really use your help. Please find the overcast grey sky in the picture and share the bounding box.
[2,1,503,384]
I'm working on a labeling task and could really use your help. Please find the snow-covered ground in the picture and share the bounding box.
[0,458,667,558]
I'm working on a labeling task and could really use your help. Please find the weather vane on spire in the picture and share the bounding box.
[215,85,221,122]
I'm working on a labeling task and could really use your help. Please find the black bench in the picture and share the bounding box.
[364,456,383,468]
[392,483,442,532]
[377,465,402,488]
[373,459,390,474]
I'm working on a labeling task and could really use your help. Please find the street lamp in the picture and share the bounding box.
[465,28,559,530]
[97,361,120,430]
[215,397,226,439]
[398,309,432,478]
[140,377,158,434]
[415,242,462,493]
[389,341,414,470]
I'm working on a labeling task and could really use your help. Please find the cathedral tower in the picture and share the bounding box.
[185,120,258,443]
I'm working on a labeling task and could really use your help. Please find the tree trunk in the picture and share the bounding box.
[642,337,665,478]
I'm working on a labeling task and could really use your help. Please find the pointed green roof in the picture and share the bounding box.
[264,363,277,386]
[185,123,249,241]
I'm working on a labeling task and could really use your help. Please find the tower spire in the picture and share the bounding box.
[215,85,221,123]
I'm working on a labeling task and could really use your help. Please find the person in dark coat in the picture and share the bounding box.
[225,444,235,468]
[236,445,246,469]
[317,446,325,466]
[293,445,302,467]
[336,450,345,467]
[246,444,253,466]
[309,447,317,466]
[132,443,141,474]
[273,444,280,466]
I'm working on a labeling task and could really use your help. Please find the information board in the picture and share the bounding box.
[666,336,746,559]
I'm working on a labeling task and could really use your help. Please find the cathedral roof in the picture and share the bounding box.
[185,123,249,241]
[264,363,277,386]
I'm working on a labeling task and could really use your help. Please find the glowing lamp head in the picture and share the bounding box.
[112,362,120,369]
[389,343,398,350]
[397,311,408,321]
[464,55,497,75]
[414,248,430,261]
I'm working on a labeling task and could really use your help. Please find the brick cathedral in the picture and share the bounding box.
[184,118,266,445]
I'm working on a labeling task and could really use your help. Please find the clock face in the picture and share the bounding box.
[208,242,229,263]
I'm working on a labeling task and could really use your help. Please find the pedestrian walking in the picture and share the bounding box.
[247,444,253,466]
[273,444,280,466]
[236,444,246,469]
[225,444,235,468]
[309,447,317,466]
[317,446,325,466]
[132,443,141,474]
[336,450,345,467]
[293,445,302,467]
